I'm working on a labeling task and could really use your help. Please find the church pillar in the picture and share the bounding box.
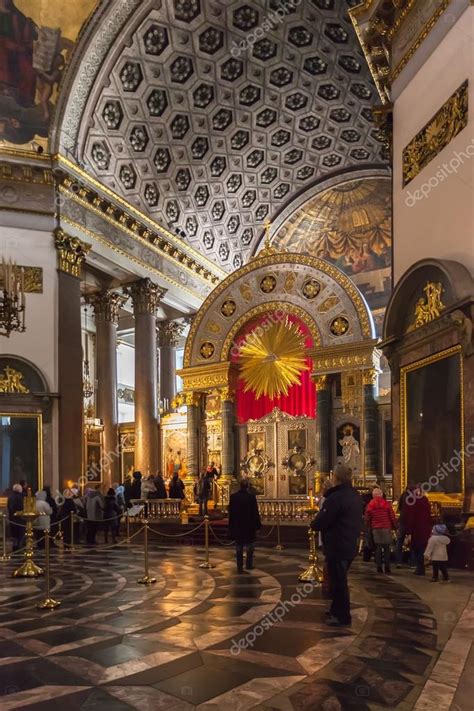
[186,392,201,478]
[126,279,166,476]
[54,229,90,489]
[363,369,378,479]
[157,321,184,410]
[220,387,235,477]
[314,375,331,483]
[89,291,124,487]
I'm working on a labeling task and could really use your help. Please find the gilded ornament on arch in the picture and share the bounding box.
[330,316,350,336]
[206,320,222,335]
[318,295,339,313]
[239,283,253,302]
[283,271,297,293]
[0,366,29,393]
[200,341,215,359]
[410,281,445,330]
[259,274,277,294]
[313,374,329,390]
[302,278,321,300]
[403,80,468,187]
[221,299,236,317]
[362,368,378,386]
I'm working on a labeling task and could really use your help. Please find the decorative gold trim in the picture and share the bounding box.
[0,412,43,490]
[313,375,329,390]
[54,228,91,278]
[178,362,232,392]
[409,282,446,330]
[391,0,454,81]
[184,252,372,367]
[309,340,381,374]
[402,80,468,187]
[400,345,464,503]
[56,155,225,282]
[60,216,201,300]
[362,368,378,386]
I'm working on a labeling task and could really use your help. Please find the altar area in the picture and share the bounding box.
[171,240,386,513]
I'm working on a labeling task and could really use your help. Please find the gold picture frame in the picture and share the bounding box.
[400,345,464,506]
[0,412,43,493]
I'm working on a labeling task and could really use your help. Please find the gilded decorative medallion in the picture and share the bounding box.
[260,274,277,293]
[318,295,339,313]
[283,272,297,293]
[206,320,221,334]
[330,316,350,336]
[221,300,236,317]
[200,342,215,359]
[302,278,321,300]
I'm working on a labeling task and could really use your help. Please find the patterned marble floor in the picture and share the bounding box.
[0,541,472,710]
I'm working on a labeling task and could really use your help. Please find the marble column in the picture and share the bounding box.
[186,392,201,478]
[220,387,236,477]
[314,375,331,481]
[54,229,90,489]
[89,291,124,487]
[157,321,185,410]
[125,279,166,476]
[363,368,378,479]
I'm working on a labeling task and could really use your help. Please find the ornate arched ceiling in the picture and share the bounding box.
[61,0,389,271]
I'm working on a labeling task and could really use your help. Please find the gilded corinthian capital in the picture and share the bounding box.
[124,278,167,315]
[54,228,91,278]
[157,320,185,347]
[88,290,126,325]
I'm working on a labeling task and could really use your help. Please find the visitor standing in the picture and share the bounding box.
[395,486,411,567]
[33,491,53,549]
[311,464,362,627]
[85,486,104,545]
[198,472,212,516]
[169,473,185,500]
[365,487,396,574]
[228,479,262,573]
[153,472,167,499]
[60,489,77,546]
[404,487,432,576]
[425,524,451,582]
[103,488,120,543]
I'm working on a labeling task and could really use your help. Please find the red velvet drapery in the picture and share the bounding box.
[232,313,316,423]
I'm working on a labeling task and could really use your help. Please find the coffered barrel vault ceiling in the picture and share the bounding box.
[80,0,388,270]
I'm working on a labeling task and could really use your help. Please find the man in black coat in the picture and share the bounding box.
[228,479,262,573]
[311,464,362,627]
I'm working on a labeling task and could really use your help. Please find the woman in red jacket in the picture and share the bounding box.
[365,488,396,574]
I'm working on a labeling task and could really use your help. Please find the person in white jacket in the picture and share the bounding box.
[424,524,450,582]
[33,490,53,549]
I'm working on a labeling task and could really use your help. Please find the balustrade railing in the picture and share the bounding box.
[257,499,312,521]
[129,499,182,520]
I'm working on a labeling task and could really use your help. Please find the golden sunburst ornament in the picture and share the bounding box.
[239,319,309,400]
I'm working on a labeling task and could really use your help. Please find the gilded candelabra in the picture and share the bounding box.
[298,496,324,584]
[12,490,44,578]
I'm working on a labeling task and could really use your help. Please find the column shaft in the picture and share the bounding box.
[186,396,200,477]
[126,279,166,476]
[221,395,236,477]
[315,376,331,477]
[363,374,378,478]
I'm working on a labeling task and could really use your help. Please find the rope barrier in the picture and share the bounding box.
[61,525,146,551]
[147,520,206,538]
[209,526,234,547]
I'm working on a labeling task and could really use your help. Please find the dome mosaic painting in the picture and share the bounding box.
[0,1,473,709]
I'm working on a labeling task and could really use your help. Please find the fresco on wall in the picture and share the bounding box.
[0,0,96,149]
[272,177,392,331]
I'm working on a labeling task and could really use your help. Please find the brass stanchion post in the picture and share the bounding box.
[274,509,284,551]
[37,530,61,610]
[1,513,10,561]
[137,519,156,585]
[126,513,130,544]
[12,489,43,578]
[199,515,214,569]
[69,513,75,552]
[56,518,63,542]
[298,527,323,584]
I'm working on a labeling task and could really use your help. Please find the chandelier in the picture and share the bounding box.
[239,318,308,399]
[0,259,26,337]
